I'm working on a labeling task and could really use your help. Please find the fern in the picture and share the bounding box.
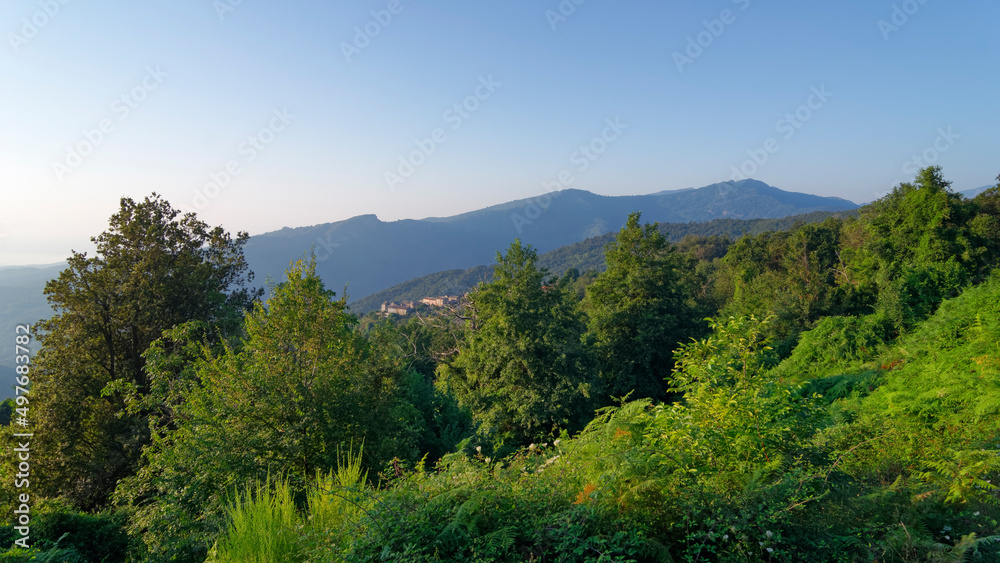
[480,526,516,555]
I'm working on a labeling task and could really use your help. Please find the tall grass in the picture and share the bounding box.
[208,478,301,563]
[305,448,369,554]
[208,447,369,562]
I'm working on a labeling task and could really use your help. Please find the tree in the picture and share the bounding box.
[717,218,849,354]
[438,240,594,448]
[117,257,421,562]
[31,194,260,509]
[584,212,703,401]
[851,167,980,331]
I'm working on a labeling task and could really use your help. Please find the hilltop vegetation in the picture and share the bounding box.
[2,168,1000,562]
[242,181,857,308]
[349,210,856,315]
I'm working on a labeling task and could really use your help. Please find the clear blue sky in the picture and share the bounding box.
[2,0,997,265]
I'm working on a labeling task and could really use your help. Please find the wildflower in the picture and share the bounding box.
[767,547,773,553]
[723,534,729,541]
[766,530,773,539]
[554,439,561,447]
[529,443,536,451]
[476,446,482,453]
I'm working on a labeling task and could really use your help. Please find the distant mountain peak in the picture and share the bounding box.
[238,178,857,307]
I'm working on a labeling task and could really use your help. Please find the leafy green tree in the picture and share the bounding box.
[438,240,594,448]
[850,167,983,331]
[117,257,419,562]
[718,217,850,354]
[584,212,703,401]
[31,194,259,509]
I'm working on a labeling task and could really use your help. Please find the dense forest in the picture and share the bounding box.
[3,166,1000,562]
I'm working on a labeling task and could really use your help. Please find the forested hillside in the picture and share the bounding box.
[241,181,856,303]
[350,210,855,314]
[3,167,1000,562]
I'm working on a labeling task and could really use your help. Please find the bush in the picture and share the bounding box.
[0,500,131,563]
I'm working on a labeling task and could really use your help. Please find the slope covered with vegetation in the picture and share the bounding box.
[1,168,998,562]
[350,210,855,315]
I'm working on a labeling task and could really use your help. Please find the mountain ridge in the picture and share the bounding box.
[241,180,859,303]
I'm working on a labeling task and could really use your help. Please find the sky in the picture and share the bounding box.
[1,0,997,266]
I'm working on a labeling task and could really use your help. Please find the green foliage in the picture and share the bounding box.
[208,449,372,563]
[661,316,823,480]
[840,272,1000,505]
[208,479,301,563]
[397,368,474,464]
[350,448,655,562]
[717,217,851,355]
[439,240,595,449]
[772,314,890,384]
[351,211,854,316]
[0,546,86,562]
[30,194,259,509]
[0,500,131,562]
[585,212,705,401]
[848,167,1000,334]
[23,170,1000,561]
[116,257,418,562]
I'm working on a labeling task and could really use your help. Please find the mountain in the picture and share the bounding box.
[0,180,856,396]
[348,209,859,314]
[0,263,65,397]
[243,180,857,302]
[961,184,995,199]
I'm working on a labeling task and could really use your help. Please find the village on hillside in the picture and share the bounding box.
[380,295,462,316]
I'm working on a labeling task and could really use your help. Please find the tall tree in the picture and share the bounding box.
[851,166,981,330]
[584,212,703,401]
[718,217,848,354]
[117,257,419,561]
[31,194,260,509]
[438,240,594,448]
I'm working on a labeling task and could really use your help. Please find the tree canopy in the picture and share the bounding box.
[439,240,595,448]
[30,194,260,508]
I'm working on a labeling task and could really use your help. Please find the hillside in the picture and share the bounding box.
[0,182,856,394]
[348,209,857,314]
[243,180,857,303]
[0,264,65,396]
